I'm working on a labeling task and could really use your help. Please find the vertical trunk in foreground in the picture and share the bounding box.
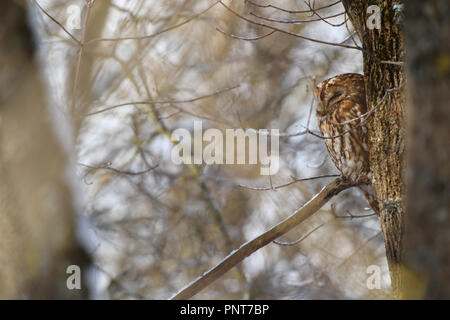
[342,1,406,297]
[0,1,89,298]
[402,0,450,299]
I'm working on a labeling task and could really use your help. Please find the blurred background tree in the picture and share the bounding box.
[403,0,450,299]
[0,0,89,298]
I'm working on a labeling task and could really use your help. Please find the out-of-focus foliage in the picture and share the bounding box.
[35,0,392,299]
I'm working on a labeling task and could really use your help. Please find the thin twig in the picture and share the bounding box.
[218,1,361,51]
[329,83,405,127]
[33,0,81,45]
[247,0,342,14]
[85,1,220,44]
[221,1,402,66]
[216,27,276,41]
[83,85,240,117]
[306,95,315,130]
[71,2,92,115]
[302,1,346,27]
[249,11,345,25]
[239,174,339,191]
[343,11,359,47]
[78,162,158,176]
[274,222,327,246]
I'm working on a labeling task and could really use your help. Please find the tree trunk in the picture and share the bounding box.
[0,1,89,298]
[402,0,450,299]
[342,1,406,298]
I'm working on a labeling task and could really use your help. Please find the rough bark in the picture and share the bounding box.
[402,0,450,299]
[342,0,406,297]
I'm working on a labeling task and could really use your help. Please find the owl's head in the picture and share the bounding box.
[315,73,364,117]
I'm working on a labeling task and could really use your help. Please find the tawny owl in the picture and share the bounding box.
[314,73,370,185]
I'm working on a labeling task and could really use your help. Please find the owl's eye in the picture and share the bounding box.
[326,87,346,108]
[327,93,341,106]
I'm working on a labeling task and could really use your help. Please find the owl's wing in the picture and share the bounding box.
[334,100,367,126]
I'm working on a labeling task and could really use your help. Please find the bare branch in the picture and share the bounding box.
[218,1,361,51]
[223,2,402,66]
[247,0,342,14]
[379,60,404,66]
[33,0,81,45]
[274,202,378,246]
[71,2,92,115]
[78,162,158,177]
[249,11,345,25]
[343,12,359,46]
[215,27,277,41]
[82,85,240,117]
[274,222,327,246]
[171,178,354,300]
[85,1,220,44]
[302,1,347,27]
[239,174,339,191]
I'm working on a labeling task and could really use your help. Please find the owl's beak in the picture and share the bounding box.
[316,101,326,117]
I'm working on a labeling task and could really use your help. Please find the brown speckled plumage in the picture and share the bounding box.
[315,73,370,184]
